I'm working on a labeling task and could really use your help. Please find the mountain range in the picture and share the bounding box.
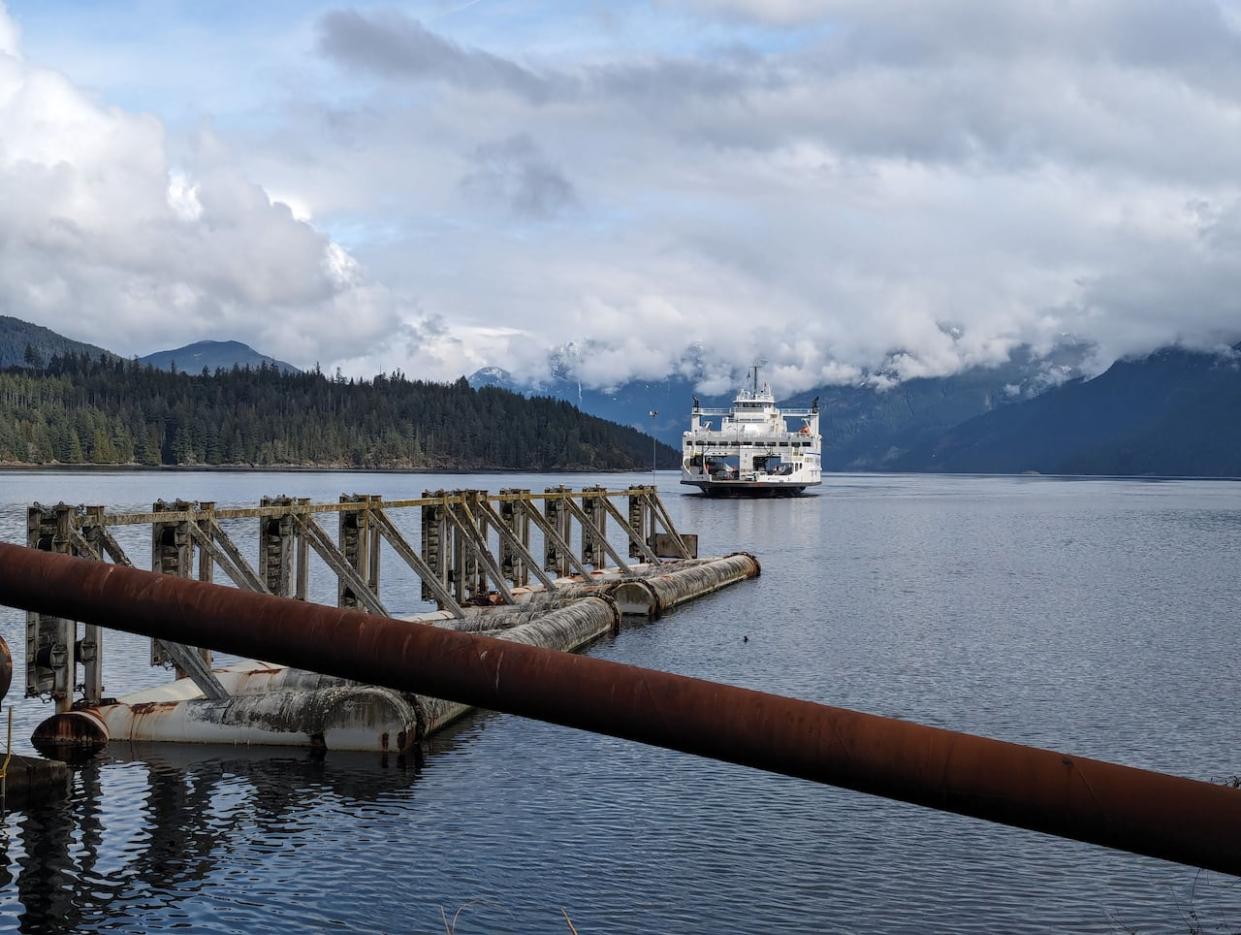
[0,318,299,375]
[2,313,1237,477]
[895,344,1241,477]
[469,342,1093,469]
[471,341,1241,478]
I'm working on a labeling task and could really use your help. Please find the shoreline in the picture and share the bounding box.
[0,462,667,475]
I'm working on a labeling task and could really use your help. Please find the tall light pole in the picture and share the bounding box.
[648,410,659,481]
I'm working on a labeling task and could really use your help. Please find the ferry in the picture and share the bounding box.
[680,368,822,497]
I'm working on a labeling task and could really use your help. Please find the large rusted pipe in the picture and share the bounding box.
[0,542,1238,876]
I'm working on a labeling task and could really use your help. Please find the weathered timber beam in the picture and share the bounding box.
[68,530,102,561]
[560,496,632,573]
[470,500,559,592]
[292,515,389,616]
[99,490,646,527]
[197,503,215,585]
[78,507,107,704]
[188,522,269,594]
[295,498,310,600]
[96,528,135,567]
[647,492,691,559]
[443,499,516,604]
[368,509,466,618]
[517,500,591,579]
[155,639,229,701]
[597,497,660,564]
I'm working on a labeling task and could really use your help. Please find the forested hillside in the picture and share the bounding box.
[0,315,117,369]
[0,354,677,470]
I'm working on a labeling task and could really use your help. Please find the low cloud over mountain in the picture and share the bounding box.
[3,1,1241,389]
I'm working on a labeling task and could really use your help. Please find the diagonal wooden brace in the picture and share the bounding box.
[470,500,559,592]
[293,515,389,616]
[647,491,691,558]
[443,500,516,604]
[561,496,632,573]
[518,500,591,579]
[160,639,229,701]
[368,509,466,618]
[597,497,660,564]
[188,523,270,594]
[200,520,270,593]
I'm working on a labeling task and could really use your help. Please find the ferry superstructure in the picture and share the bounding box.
[680,369,821,497]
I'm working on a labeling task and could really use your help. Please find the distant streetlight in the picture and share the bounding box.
[648,410,659,479]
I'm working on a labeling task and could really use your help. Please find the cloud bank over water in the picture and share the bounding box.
[4,0,1241,390]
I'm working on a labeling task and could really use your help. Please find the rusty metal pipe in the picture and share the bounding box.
[0,542,1238,876]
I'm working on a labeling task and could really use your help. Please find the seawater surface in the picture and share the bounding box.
[0,469,1239,934]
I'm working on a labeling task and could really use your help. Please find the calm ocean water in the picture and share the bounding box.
[0,469,1239,933]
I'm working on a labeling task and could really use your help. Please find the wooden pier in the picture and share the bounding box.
[20,486,758,754]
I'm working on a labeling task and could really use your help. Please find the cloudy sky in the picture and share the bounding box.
[2,0,1241,392]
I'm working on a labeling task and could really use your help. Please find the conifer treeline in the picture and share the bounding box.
[0,354,677,470]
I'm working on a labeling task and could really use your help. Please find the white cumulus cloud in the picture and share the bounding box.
[6,1,1241,391]
[0,1,403,367]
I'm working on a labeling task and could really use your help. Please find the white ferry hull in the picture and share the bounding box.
[681,478,813,497]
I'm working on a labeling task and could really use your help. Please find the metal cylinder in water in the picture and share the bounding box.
[33,598,622,752]
[418,596,621,735]
[471,559,717,612]
[31,707,110,753]
[611,552,760,617]
[35,684,420,754]
[32,661,422,754]
[428,594,622,634]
